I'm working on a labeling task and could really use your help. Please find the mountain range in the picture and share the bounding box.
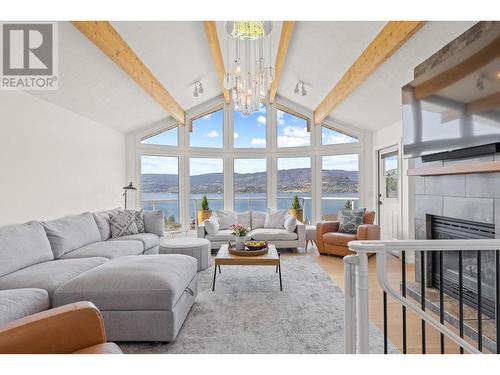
[141,168,358,194]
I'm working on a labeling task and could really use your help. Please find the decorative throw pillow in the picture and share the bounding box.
[215,210,237,229]
[134,209,145,233]
[338,208,366,234]
[110,210,139,238]
[264,208,288,229]
[204,215,219,235]
[284,214,297,233]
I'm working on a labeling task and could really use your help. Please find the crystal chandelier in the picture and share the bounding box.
[224,21,274,116]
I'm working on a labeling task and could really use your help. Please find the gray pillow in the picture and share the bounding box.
[42,213,101,258]
[135,210,145,233]
[143,210,165,237]
[284,214,297,233]
[93,207,121,241]
[204,215,219,235]
[264,208,288,229]
[109,210,139,238]
[338,208,366,234]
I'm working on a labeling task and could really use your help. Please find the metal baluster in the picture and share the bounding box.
[420,251,426,354]
[401,250,407,354]
[477,251,482,351]
[439,251,445,354]
[383,291,388,354]
[496,250,500,354]
[459,251,464,354]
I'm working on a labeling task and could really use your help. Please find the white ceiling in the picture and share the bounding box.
[27,21,478,134]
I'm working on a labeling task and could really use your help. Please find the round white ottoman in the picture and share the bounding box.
[305,225,317,252]
[160,237,211,271]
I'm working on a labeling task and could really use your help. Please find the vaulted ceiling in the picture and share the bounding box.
[27,21,477,133]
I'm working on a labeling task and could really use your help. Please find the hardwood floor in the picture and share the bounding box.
[282,245,483,354]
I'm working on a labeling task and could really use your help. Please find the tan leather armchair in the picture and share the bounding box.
[0,301,122,354]
[316,211,380,257]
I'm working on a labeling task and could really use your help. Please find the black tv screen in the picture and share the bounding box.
[402,53,500,159]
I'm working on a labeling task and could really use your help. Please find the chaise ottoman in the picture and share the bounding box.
[53,254,198,342]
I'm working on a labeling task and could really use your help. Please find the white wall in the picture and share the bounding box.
[372,121,413,241]
[0,91,126,226]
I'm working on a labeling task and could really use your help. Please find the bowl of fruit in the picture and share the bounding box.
[245,240,267,250]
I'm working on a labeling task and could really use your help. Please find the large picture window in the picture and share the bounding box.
[277,157,312,224]
[321,125,358,145]
[321,154,359,219]
[189,158,224,228]
[190,108,224,148]
[140,126,178,146]
[140,155,180,231]
[234,104,267,148]
[234,158,267,212]
[277,108,310,148]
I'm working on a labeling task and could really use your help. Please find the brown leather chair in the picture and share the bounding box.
[0,301,122,354]
[316,211,380,257]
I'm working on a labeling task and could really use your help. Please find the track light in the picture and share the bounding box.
[193,81,204,97]
[294,81,307,96]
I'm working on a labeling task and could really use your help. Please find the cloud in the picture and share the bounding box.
[234,132,239,139]
[207,130,220,138]
[250,138,266,147]
[257,115,266,126]
[190,158,223,175]
[202,113,212,120]
[322,154,359,171]
[277,125,310,147]
[277,110,285,125]
[141,155,178,174]
[323,131,357,145]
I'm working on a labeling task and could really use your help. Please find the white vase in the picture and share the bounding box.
[235,236,245,250]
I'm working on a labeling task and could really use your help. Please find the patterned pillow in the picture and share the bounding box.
[338,208,366,234]
[134,209,145,233]
[110,210,139,238]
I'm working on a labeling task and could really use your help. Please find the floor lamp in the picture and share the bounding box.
[123,182,137,209]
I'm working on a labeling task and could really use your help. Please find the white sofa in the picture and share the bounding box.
[197,211,306,250]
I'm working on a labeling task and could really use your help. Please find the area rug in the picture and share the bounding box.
[120,256,396,354]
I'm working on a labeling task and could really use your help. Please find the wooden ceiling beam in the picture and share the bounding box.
[414,36,500,100]
[314,21,426,125]
[269,21,295,104]
[466,92,500,115]
[71,21,185,124]
[204,21,231,104]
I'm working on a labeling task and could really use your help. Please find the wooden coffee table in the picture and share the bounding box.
[212,244,282,291]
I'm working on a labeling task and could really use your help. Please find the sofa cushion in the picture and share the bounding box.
[215,210,237,229]
[236,211,251,228]
[109,233,160,251]
[42,213,101,258]
[0,288,49,325]
[143,210,165,237]
[109,210,139,238]
[323,232,357,247]
[338,208,366,234]
[284,215,297,233]
[205,229,235,242]
[60,240,144,260]
[0,221,54,277]
[53,255,197,311]
[93,208,121,241]
[264,208,287,229]
[0,257,107,303]
[251,211,266,229]
[251,228,298,241]
[135,210,146,233]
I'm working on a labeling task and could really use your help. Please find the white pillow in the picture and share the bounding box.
[215,210,237,229]
[203,215,219,235]
[236,211,251,229]
[251,211,266,229]
[284,214,297,233]
[264,208,288,229]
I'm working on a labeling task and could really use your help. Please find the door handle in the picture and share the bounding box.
[378,201,383,205]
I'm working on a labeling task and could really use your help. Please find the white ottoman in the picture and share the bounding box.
[305,225,317,252]
[160,237,212,271]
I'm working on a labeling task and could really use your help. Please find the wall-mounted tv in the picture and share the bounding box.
[402,36,500,159]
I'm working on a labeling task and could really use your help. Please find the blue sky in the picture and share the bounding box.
[321,127,358,145]
[322,154,359,171]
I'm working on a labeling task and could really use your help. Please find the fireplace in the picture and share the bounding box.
[428,214,496,318]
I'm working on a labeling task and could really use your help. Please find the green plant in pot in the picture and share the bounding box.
[197,194,212,224]
[288,195,304,223]
[344,200,353,210]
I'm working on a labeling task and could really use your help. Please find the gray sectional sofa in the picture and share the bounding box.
[0,210,198,342]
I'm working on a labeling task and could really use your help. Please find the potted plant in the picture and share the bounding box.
[231,224,250,250]
[197,194,212,225]
[288,195,304,223]
[344,200,353,210]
